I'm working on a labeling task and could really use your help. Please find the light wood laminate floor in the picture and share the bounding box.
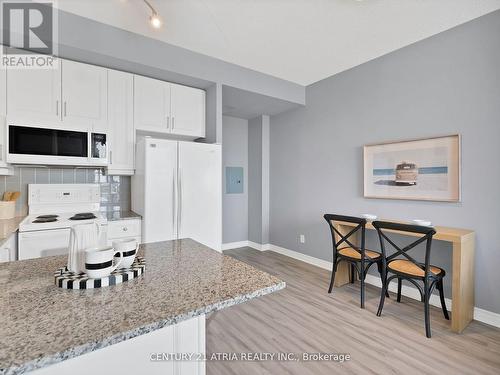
[206,248,500,375]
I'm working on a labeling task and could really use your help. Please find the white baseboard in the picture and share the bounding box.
[268,244,332,269]
[248,241,270,251]
[221,241,250,251]
[260,244,500,329]
[221,241,270,251]
[473,307,500,328]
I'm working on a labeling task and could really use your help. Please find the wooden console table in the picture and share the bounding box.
[333,220,475,333]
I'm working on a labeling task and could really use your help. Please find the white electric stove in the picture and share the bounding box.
[18,184,108,260]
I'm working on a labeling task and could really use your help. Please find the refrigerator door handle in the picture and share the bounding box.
[173,168,176,236]
[178,167,182,236]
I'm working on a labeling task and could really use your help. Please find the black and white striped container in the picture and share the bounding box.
[54,257,146,290]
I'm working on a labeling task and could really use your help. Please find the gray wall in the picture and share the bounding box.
[222,116,248,243]
[2,167,130,215]
[269,10,500,314]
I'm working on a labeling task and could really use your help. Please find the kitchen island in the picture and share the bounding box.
[0,239,285,375]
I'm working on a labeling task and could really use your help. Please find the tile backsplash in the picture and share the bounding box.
[1,167,131,215]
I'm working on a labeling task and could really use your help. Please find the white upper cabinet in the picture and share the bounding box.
[134,75,170,132]
[6,64,62,124]
[170,83,206,138]
[61,60,108,131]
[134,75,205,139]
[108,70,134,175]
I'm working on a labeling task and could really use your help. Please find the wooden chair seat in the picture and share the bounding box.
[388,259,443,277]
[338,247,382,260]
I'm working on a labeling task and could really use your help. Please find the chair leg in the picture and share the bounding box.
[437,279,450,320]
[350,264,355,284]
[397,277,402,302]
[328,259,337,293]
[360,262,365,309]
[377,261,389,298]
[424,280,431,338]
[376,279,388,317]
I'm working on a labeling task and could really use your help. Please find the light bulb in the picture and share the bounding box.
[150,14,162,29]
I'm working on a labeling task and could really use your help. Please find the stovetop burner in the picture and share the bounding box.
[33,217,58,223]
[36,214,59,219]
[69,212,97,220]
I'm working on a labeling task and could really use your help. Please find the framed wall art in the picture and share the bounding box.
[363,135,461,202]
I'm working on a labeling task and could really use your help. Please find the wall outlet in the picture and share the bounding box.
[299,234,305,244]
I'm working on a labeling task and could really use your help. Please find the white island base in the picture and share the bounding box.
[31,314,206,375]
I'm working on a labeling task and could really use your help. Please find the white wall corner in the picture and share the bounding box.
[261,115,270,245]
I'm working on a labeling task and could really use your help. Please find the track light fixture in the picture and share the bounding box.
[143,0,162,29]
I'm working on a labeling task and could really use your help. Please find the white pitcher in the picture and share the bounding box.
[67,223,102,273]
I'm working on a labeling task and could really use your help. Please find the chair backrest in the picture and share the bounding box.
[372,221,437,276]
[323,214,367,258]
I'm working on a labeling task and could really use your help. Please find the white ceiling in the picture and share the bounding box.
[55,0,500,86]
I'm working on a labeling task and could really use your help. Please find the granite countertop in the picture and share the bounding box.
[104,210,142,222]
[0,216,25,247]
[0,239,285,374]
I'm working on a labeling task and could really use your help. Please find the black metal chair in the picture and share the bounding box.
[324,214,387,308]
[372,221,449,338]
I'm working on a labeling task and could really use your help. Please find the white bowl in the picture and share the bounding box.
[361,214,377,221]
[411,219,432,227]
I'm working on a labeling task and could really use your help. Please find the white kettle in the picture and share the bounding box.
[67,223,103,274]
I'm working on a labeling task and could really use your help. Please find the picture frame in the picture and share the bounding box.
[363,134,461,202]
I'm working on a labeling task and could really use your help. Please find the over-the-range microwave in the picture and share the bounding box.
[6,123,108,166]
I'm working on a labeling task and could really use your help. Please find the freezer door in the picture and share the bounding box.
[178,142,222,251]
[143,138,178,243]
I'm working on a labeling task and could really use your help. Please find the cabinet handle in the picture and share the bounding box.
[0,145,3,161]
[172,117,175,130]
[122,227,128,232]
[109,151,113,164]
[166,116,170,129]
[56,100,59,116]
[64,102,67,117]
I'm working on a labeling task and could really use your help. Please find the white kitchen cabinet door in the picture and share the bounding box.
[178,142,221,251]
[30,314,205,375]
[170,83,205,138]
[108,70,134,175]
[134,75,170,132]
[6,64,62,123]
[61,60,108,130]
[107,219,141,240]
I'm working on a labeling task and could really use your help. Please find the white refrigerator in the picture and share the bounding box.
[132,138,222,251]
